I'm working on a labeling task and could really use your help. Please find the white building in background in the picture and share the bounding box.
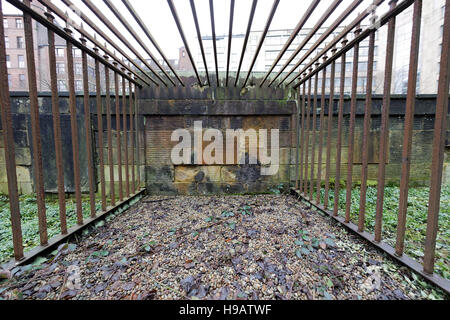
[374,0,447,95]
[192,0,446,94]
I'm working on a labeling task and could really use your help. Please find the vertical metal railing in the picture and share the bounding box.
[0,0,142,265]
[316,56,327,205]
[324,46,337,210]
[333,37,347,216]
[294,0,450,290]
[24,0,47,244]
[374,0,398,242]
[345,26,361,223]
[0,0,23,261]
[424,0,450,275]
[396,0,422,254]
[94,48,107,213]
[81,36,96,218]
[46,11,67,235]
[358,30,376,233]
[105,61,116,207]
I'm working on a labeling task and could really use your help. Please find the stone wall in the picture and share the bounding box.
[140,87,450,195]
[310,94,450,187]
[139,85,298,195]
[0,92,144,196]
[1,90,449,196]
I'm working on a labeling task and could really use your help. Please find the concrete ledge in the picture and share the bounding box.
[139,100,297,116]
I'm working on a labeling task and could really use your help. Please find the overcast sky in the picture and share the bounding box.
[2,0,389,61]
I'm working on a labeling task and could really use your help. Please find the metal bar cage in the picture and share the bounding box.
[293,0,450,292]
[0,0,449,293]
[0,0,144,266]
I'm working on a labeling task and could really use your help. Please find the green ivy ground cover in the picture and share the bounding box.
[314,185,449,280]
[1,187,448,281]
[0,195,102,265]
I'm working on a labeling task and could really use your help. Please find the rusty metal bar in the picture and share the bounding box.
[226,0,235,87]
[24,0,48,244]
[292,189,450,295]
[316,57,328,205]
[298,80,307,191]
[122,72,130,198]
[309,68,319,200]
[0,0,23,260]
[121,0,184,86]
[234,0,258,87]
[333,40,348,216]
[374,0,398,243]
[423,0,450,275]
[285,0,377,88]
[324,47,337,210]
[45,12,67,235]
[209,0,220,86]
[102,0,175,87]
[295,90,300,190]
[242,0,280,88]
[94,48,107,212]
[259,0,320,87]
[345,26,362,224]
[358,31,376,232]
[57,0,153,87]
[303,72,312,196]
[114,68,124,202]
[269,0,345,87]
[136,85,141,189]
[167,0,202,85]
[66,30,83,225]
[81,0,167,87]
[81,37,96,218]
[2,189,146,271]
[105,61,116,206]
[189,0,210,87]
[294,0,419,88]
[38,0,145,86]
[396,0,422,256]
[18,0,143,87]
[129,76,135,194]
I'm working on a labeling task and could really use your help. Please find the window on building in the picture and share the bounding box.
[8,74,12,87]
[75,63,82,75]
[75,80,82,92]
[88,66,95,78]
[5,36,9,48]
[360,47,369,57]
[16,36,24,49]
[57,80,67,91]
[19,74,26,88]
[358,62,367,72]
[18,55,25,68]
[6,55,10,68]
[442,5,446,19]
[15,18,23,29]
[3,18,8,29]
[56,63,65,74]
[56,48,65,57]
[73,49,82,57]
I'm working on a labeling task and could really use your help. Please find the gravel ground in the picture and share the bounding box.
[0,195,446,300]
